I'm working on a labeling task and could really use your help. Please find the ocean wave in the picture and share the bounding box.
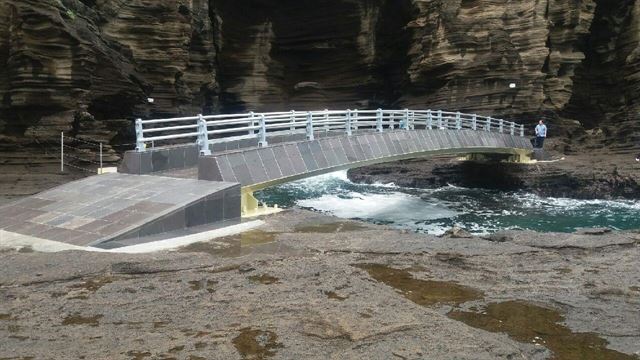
[297,191,458,222]
[259,171,640,234]
[514,192,640,211]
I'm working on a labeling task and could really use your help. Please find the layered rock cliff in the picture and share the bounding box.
[0,0,638,165]
[0,0,218,143]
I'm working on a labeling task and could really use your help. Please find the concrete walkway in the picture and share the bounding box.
[0,173,240,247]
[0,220,262,253]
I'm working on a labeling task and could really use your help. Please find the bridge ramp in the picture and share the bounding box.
[0,173,240,247]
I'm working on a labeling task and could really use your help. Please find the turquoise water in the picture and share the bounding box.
[256,171,640,235]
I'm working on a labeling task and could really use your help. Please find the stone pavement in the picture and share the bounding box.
[0,173,239,247]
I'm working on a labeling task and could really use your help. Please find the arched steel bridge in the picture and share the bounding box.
[0,109,534,249]
[128,109,532,214]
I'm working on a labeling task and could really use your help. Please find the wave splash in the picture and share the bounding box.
[257,171,640,234]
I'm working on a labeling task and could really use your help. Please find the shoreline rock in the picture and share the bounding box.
[1,209,638,359]
[348,152,640,200]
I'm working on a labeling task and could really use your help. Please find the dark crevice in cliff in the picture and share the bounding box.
[564,0,637,129]
[373,0,414,107]
[541,36,551,74]
[207,1,222,114]
[212,0,271,113]
[212,0,414,112]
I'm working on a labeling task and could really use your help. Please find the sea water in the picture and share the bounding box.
[256,170,640,235]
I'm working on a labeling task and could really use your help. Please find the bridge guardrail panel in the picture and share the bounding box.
[134,109,526,153]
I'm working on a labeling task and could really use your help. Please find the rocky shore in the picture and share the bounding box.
[348,150,640,200]
[1,0,639,356]
[1,209,639,359]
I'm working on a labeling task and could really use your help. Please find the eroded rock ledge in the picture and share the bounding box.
[348,152,640,199]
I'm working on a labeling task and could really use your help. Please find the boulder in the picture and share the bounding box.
[442,226,473,239]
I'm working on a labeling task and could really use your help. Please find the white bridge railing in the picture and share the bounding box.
[135,109,525,155]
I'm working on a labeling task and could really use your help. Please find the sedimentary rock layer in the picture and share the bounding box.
[0,0,218,149]
[0,0,638,164]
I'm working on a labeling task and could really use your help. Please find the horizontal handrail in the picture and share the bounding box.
[134,109,525,154]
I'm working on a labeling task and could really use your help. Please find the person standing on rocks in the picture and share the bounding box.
[535,120,547,149]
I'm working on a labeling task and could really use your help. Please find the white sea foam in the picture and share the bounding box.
[281,170,349,189]
[295,170,401,188]
[370,181,400,189]
[260,170,640,235]
[297,191,458,222]
[516,192,640,211]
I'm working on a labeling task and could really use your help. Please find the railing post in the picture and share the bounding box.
[197,114,211,155]
[510,122,515,135]
[290,110,295,132]
[520,124,524,137]
[346,109,353,136]
[499,119,504,133]
[403,109,409,130]
[437,110,443,129]
[324,109,329,132]
[135,118,144,152]
[306,112,314,141]
[472,114,477,130]
[486,117,491,131]
[376,108,383,132]
[410,111,416,129]
[427,110,433,129]
[249,111,255,135]
[60,131,64,172]
[259,114,268,147]
[353,109,359,131]
[456,112,462,130]
[389,113,395,130]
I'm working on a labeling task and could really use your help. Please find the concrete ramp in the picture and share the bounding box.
[0,173,240,247]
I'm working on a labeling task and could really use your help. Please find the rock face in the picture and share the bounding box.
[216,0,640,143]
[0,0,218,143]
[0,0,639,173]
[347,152,640,199]
[213,0,414,112]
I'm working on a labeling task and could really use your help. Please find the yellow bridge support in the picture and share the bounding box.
[241,188,282,218]
[465,149,534,164]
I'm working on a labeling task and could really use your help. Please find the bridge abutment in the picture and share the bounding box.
[465,149,533,164]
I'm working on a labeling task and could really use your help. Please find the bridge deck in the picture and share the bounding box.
[0,173,240,247]
[199,129,532,190]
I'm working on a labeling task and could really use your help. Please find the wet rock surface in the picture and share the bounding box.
[1,209,639,359]
[348,151,640,199]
